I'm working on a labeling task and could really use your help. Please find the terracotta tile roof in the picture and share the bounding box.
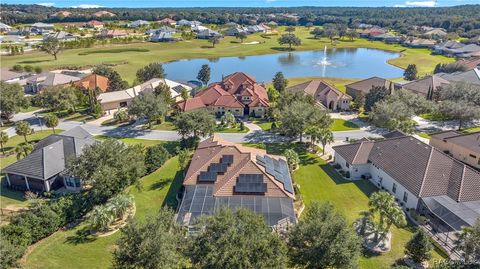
[183,136,295,199]
[74,74,109,92]
[402,75,450,97]
[176,72,269,111]
[333,135,480,202]
[346,77,396,94]
[87,20,104,26]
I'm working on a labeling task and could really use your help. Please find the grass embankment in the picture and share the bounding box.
[24,156,182,269]
[1,27,453,83]
[244,143,445,268]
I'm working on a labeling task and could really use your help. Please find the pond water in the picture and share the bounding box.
[162,47,404,83]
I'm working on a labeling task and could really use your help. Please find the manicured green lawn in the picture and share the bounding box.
[20,106,43,113]
[1,27,453,83]
[94,136,179,153]
[216,125,249,133]
[331,118,360,131]
[254,121,273,131]
[2,129,61,154]
[417,132,431,139]
[150,121,176,131]
[24,157,182,269]
[463,126,480,133]
[245,143,445,268]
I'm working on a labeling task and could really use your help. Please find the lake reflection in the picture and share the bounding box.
[162,48,403,83]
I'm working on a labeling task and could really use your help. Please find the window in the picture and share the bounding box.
[119,102,128,107]
[346,163,350,168]
[235,109,239,112]
[469,154,477,159]
[403,191,408,203]
[392,183,397,193]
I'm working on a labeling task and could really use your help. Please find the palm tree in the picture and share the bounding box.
[368,191,406,241]
[109,194,134,219]
[178,148,192,177]
[318,128,334,155]
[15,120,33,143]
[356,210,372,236]
[88,204,114,232]
[15,143,33,160]
[44,113,59,133]
[284,148,300,170]
[0,131,8,154]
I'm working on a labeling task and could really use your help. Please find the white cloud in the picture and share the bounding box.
[37,2,55,6]
[404,1,437,7]
[265,0,277,2]
[394,4,407,7]
[71,4,103,8]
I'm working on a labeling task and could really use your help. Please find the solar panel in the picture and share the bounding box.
[208,163,228,174]
[221,155,234,166]
[256,155,294,194]
[198,171,217,182]
[235,174,267,193]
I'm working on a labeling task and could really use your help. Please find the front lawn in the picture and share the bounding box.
[215,125,249,133]
[331,118,360,131]
[251,120,273,131]
[24,157,182,269]
[94,136,179,153]
[150,121,177,131]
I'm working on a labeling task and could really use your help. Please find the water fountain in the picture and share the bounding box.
[318,45,331,66]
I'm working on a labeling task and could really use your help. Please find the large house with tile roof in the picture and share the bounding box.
[73,74,109,93]
[287,79,351,110]
[333,134,480,232]
[2,127,95,193]
[401,75,450,99]
[345,76,399,101]
[175,72,269,118]
[430,131,480,170]
[176,135,296,229]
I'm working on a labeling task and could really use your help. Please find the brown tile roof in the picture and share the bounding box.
[183,136,295,199]
[87,20,104,26]
[456,57,480,70]
[431,131,480,154]
[346,76,395,94]
[333,135,480,202]
[74,74,109,92]
[402,75,450,97]
[287,79,351,100]
[176,72,269,111]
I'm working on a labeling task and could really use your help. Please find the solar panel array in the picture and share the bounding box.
[256,155,294,194]
[176,185,297,227]
[197,155,234,182]
[234,174,267,193]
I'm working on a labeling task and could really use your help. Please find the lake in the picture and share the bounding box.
[162,47,404,83]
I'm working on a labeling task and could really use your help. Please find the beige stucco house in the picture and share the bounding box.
[287,80,351,111]
[430,131,480,169]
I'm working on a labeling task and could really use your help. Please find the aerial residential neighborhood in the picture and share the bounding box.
[0,2,479,269]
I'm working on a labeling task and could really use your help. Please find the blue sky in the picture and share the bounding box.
[3,0,479,8]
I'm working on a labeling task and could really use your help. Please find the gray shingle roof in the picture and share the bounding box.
[333,135,480,202]
[3,127,95,180]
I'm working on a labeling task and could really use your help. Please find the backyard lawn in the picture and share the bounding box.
[23,156,182,269]
[2,27,453,83]
[245,143,446,268]
[331,118,360,131]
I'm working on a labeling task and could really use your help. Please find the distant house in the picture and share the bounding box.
[333,134,480,232]
[175,135,296,230]
[158,18,176,25]
[24,72,81,93]
[31,22,54,32]
[224,27,248,36]
[2,127,95,192]
[0,22,13,33]
[424,28,447,37]
[177,19,201,27]
[128,20,150,28]
[97,78,192,114]
[433,41,480,58]
[43,31,76,41]
[359,27,386,38]
[345,77,398,101]
[73,74,109,93]
[97,29,128,38]
[456,57,480,70]
[52,11,72,17]
[93,11,116,17]
[0,68,32,83]
[436,67,480,86]
[84,20,104,29]
[191,25,208,33]
[196,29,222,39]
[246,25,266,34]
[287,80,351,110]
[403,38,436,48]
[369,33,402,44]
[401,75,450,99]
[175,72,269,118]
[430,131,480,170]
[150,32,175,42]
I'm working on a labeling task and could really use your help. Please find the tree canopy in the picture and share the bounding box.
[437,82,480,130]
[92,65,129,91]
[197,64,211,86]
[405,229,433,264]
[33,85,80,112]
[0,82,29,120]
[187,207,288,269]
[128,92,169,128]
[40,37,63,60]
[173,109,216,139]
[272,71,288,93]
[278,34,301,50]
[288,202,361,269]
[136,62,165,83]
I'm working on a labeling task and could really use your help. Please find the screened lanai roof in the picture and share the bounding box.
[176,185,297,227]
[422,196,480,231]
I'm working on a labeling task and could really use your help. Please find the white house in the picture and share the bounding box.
[332,134,480,232]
